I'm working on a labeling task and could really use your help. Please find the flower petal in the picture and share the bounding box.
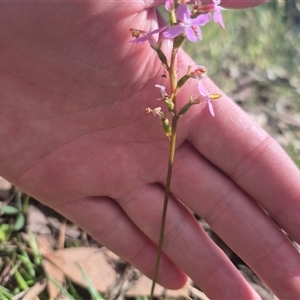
[213,0,221,6]
[163,25,184,39]
[198,83,209,96]
[129,35,148,44]
[165,0,173,11]
[214,10,225,28]
[176,4,191,22]
[207,99,215,117]
[151,26,168,35]
[155,84,167,99]
[185,27,197,42]
[129,26,167,45]
[191,13,211,26]
[194,26,202,40]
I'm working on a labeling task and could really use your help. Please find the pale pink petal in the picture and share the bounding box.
[163,25,184,39]
[129,27,167,46]
[151,27,167,35]
[165,0,173,11]
[194,26,202,40]
[176,4,191,22]
[207,99,215,117]
[213,0,221,6]
[214,10,225,28]
[129,35,148,44]
[185,27,197,42]
[155,84,167,99]
[198,83,209,96]
[191,13,211,26]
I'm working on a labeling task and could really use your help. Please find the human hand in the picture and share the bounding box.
[2,1,300,299]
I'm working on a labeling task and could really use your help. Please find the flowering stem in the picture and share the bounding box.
[130,2,225,298]
[150,35,180,300]
[150,114,178,300]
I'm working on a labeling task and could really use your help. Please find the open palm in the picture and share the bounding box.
[1,1,300,298]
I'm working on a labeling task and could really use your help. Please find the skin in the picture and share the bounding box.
[1,0,300,298]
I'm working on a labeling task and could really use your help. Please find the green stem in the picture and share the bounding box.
[149,115,178,300]
[169,47,178,96]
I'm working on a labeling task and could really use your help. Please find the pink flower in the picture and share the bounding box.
[155,84,168,100]
[211,0,225,28]
[189,66,207,79]
[163,4,211,42]
[195,0,225,29]
[146,107,164,118]
[198,83,215,117]
[129,27,167,49]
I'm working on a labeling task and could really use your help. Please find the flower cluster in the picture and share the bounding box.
[130,0,224,45]
[163,3,211,42]
[130,0,225,135]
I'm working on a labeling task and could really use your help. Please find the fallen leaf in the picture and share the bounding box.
[43,247,117,292]
[43,259,65,300]
[27,205,51,236]
[37,235,65,299]
[22,279,47,300]
[44,247,192,298]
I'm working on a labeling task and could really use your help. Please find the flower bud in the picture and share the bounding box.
[155,48,169,69]
[190,66,207,79]
[173,34,186,49]
[130,28,144,38]
[162,116,172,138]
[178,95,198,116]
[177,74,191,89]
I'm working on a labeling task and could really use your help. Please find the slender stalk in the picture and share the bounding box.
[149,115,178,300]
[169,47,178,95]
[149,34,180,300]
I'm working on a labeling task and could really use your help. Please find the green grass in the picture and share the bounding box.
[184,1,300,86]
[0,191,107,300]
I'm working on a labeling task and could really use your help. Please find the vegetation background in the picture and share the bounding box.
[0,1,299,299]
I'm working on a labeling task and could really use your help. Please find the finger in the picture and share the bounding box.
[220,0,269,9]
[149,0,268,9]
[55,196,187,289]
[188,76,300,246]
[169,141,300,297]
[119,184,261,299]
